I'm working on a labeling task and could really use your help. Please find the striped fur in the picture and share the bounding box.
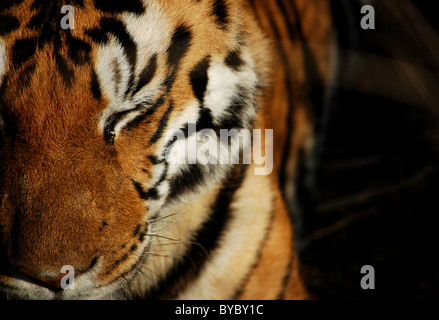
[0,0,333,299]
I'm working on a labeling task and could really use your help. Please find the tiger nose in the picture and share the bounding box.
[17,268,82,291]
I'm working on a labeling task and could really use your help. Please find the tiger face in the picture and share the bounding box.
[0,0,272,299]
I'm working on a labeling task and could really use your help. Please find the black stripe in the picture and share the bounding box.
[231,201,275,299]
[28,1,52,30]
[0,76,8,100]
[0,80,18,146]
[72,0,85,6]
[93,0,145,14]
[197,107,216,131]
[167,25,193,68]
[152,162,169,187]
[225,49,244,71]
[85,27,109,44]
[189,56,211,104]
[11,38,37,66]
[277,240,295,300]
[163,70,177,92]
[0,14,19,36]
[149,101,175,145]
[67,36,92,65]
[55,54,74,87]
[275,0,298,41]
[131,179,159,201]
[168,163,205,201]
[0,0,24,10]
[145,164,248,299]
[16,63,36,90]
[133,54,158,96]
[90,69,102,100]
[123,95,167,132]
[212,0,229,30]
[148,155,163,165]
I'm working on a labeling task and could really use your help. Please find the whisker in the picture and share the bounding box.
[119,274,133,300]
[150,242,182,247]
[146,234,181,242]
[149,223,178,234]
[149,212,179,223]
[139,265,161,280]
[145,252,180,259]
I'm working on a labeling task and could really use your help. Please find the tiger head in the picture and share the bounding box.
[0,0,271,299]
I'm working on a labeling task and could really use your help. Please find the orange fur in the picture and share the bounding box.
[0,0,334,299]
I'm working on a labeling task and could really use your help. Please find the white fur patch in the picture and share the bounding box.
[204,59,241,120]
[96,39,134,130]
[123,1,171,66]
[97,2,171,131]
[204,51,258,124]
[96,35,164,133]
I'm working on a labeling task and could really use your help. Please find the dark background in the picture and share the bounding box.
[294,0,439,299]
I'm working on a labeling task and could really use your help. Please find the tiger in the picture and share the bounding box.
[0,0,334,300]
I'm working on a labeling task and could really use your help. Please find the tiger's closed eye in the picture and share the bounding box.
[103,107,144,144]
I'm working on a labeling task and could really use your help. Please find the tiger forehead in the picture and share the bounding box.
[0,0,255,140]
[0,0,237,62]
[0,1,133,89]
[0,0,239,99]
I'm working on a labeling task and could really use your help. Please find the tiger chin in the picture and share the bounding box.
[0,0,331,300]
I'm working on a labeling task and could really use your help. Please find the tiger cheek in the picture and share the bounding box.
[0,140,142,268]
